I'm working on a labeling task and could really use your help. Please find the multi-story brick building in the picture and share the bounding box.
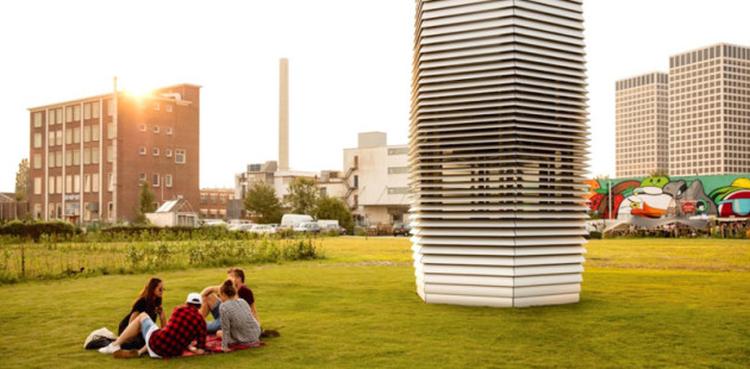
[615,72,670,178]
[199,188,235,219]
[28,83,200,224]
[668,43,750,176]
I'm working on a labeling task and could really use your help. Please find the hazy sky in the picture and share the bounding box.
[0,0,748,191]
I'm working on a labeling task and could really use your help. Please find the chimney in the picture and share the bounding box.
[278,58,290,171]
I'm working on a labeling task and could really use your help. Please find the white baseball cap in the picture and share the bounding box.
[186,292,202,305]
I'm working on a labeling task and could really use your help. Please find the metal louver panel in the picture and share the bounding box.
[410,0,589,308]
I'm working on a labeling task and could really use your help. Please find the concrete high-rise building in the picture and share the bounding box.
[342,132,410,225]
[410,0,589,307]
[28,83,200,223]
[615,72,669,178]
[668,44,750,176]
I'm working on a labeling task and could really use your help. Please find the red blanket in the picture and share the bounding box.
[181,335,264,357]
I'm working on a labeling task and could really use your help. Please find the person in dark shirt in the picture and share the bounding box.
[200,267,260,333]
[100,293,207,358]
[117,278,166,353]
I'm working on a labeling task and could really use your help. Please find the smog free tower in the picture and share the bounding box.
[409,0,589,307]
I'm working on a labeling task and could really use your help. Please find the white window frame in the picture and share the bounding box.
[153,125,160,134]
[166,127,173,135]
[175,149,186,164]
[166,104,173,113]
[165,174,173,188]
[152,174,160,187]
[152,147,160,156]
[139,147,147,156]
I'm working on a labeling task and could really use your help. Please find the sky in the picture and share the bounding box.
[0,0,748,191]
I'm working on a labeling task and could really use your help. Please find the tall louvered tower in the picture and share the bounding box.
[410,0,589,307]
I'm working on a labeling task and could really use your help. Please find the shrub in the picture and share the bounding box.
[0,221,80,242]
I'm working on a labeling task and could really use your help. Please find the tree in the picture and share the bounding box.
[286,177,319,215]
[244,182,283,224]
[134,181,156,224]
[314,196,354,233]
[14,159,29,202]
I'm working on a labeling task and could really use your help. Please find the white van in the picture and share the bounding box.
[280,214,313,228]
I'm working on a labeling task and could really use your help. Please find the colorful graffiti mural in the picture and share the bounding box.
[585,175,750,226]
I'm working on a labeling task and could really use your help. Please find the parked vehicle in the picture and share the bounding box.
[228,223,254,232]
[317,219,346,234]
[202,219,228,228]
[250,224,276,234]
[281,214,314,228]
[392,222,411,237]
[294,222,321,233]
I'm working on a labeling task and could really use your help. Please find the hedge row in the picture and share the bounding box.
[0,221,80,242]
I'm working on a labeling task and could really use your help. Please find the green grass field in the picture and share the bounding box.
[2,237,749,369]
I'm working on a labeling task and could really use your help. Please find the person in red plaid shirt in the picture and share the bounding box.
[100,292,207,358]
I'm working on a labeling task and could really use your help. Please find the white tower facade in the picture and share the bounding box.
[410,0,589,307]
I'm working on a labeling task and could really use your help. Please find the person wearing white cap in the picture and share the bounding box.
[99,292,208,358]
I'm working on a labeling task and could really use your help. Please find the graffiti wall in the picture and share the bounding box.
[585,175,750,227]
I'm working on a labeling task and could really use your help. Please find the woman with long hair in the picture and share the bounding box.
[117,277,166,352]
[216,279,260,352]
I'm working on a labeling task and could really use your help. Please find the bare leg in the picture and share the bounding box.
[113,312,149,346]
[201,293,219,317]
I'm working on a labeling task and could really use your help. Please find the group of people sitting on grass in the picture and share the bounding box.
[98,267,262,358]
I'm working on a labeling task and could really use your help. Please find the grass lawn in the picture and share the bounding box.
[2,237,749,369]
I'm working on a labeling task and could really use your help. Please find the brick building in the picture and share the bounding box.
[199,188,235,219]
[28,83,200,224]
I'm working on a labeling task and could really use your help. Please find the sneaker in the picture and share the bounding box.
[113,349,140,359]
[98,343,121,354]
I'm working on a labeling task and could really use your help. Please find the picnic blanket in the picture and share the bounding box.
[180,335,264,357]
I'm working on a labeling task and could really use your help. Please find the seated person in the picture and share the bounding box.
[99,293,207,358]
[200,267,260,333]
[216,279,261,352]
[118,278,166,352]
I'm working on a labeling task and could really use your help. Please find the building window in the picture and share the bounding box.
[92,147,99,164]
[107,123,115,139]
[73,127,81,144]
[92,173,99,193]
[92,125,100,141]
[83,126,91,142]
[48,131,55,147]
[175,149,186,164]
[55,151,62,167]
[66,107,73,122]
[165,148,173,157]
[166,127,173,135]
[73,105,81,121]
[139,124,147,132]
[66,175,72,193]
[107,146,114,163]
[33,177,41,195]
[165,174,173,188]
[66,128,73,144]
[153,125,160,134]
[33,133,42,148]
[48,177,54,194]
[152,174,160,187]
[73,174,80,193]
[84,103,92,119]
[108,173,114,192]
[139,147,147,155]
[73,150,81,165]
[139,173,147,184]
[387,187,410,195]
[84,174,91,193]
[92,102,100,118]
[33,112,42,127]
[388,147,408,155]
[56,108,62,124]
[83,148,92,165]
[33,154,41,169]
[388,166,409,174]
[106,99,114,116]
[166,104,173,113]
[153,102,160,111]
[152,147,160,156]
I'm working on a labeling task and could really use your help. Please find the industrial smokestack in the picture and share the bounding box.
[278,58,289,171]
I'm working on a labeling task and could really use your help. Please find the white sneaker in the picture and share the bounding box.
[98,343,121,354]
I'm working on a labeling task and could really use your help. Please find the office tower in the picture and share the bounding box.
[615,72,669,178]
[668,44,750,175]
[28,83,200,223]
[410,0,589,307]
